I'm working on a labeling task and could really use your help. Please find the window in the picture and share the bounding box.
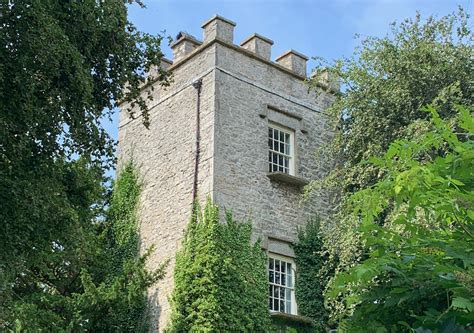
[268,124,294,175]
[268,255,296,315]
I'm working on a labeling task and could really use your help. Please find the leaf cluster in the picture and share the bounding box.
[305,8,473,320]
[328,106,474,332]
[166,200,271,333]
[2,161,165,332]
[0,1,170,330]
[293,218,334,332]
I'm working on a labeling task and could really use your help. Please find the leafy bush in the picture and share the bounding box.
[81,161,166,332]
[306,8,473,321]
[328,106,474,331]
[167,200,271,332]
[4,161,165,332]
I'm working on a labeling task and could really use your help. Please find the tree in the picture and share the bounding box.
[167,200,271,332]
[328,105,473,331]
[0,1,169,330]
[4,160,166,331]
[306,8,473,320]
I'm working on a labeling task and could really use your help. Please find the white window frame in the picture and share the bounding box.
[268,123,295,176]
[268,253,297,315]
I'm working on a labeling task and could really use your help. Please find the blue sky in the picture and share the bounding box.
[105,0,471,147]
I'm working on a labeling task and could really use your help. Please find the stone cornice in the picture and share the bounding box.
[119,38,337,107]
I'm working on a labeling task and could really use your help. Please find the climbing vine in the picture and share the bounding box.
[166,200,271,332]
[73,161,167,332]
[293,218,334,332]
[6,161,166,331]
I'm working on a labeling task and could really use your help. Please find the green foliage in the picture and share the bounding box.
[106,161,144,276]
[0,1,169,330]
[2,161,165,331]
[328,106,474,331]
[0,0,169,305]
[80,161,166,332]
[167,200,271,332]
[306,8,473,320]
[293,218,333,331]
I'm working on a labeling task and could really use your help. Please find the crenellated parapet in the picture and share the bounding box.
[161,14,336,82]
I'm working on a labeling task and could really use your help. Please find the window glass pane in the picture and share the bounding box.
[286,288,291,300]
[268,256,295,314]
[269,127,293,173]
[287,264,292,287]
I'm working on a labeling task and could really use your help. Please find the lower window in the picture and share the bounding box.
[268,255,296,315]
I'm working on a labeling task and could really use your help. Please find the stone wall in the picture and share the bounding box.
[117,15,335,331]
[117,44,217,331]
[213,42,334,249]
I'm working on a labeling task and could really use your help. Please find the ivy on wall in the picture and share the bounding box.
[6,161,166,331]
[75,161,167,332]
[166,200,271,332]
[293,218,334,332]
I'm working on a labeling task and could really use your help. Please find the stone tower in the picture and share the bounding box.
[117,15,336,332]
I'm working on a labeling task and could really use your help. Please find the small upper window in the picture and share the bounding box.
[268,124,294,175]
[268,255,296,315]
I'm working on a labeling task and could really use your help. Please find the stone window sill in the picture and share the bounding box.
[270,312,313,324]
[266,172,308,187]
